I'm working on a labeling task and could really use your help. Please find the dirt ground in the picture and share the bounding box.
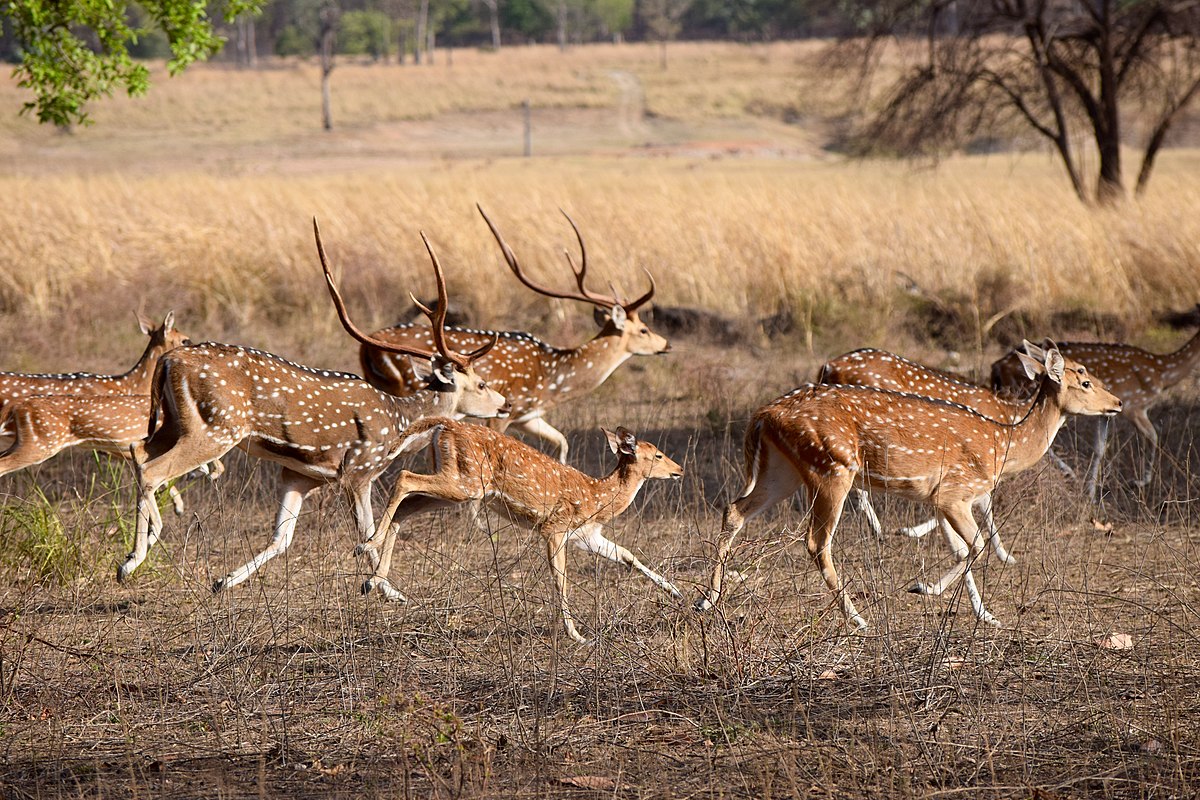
[0,334,1197,799]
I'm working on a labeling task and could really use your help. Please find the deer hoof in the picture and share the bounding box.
[212,578,228,594]
[909,582,939,596]
[116,558,136,584]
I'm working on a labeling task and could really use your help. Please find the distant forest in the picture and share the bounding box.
[1,1,854,66]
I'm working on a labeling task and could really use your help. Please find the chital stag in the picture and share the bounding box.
[117,221,509,589]
[992,306,1200,500]
[819,347,1047,563]
[697,343,1121,628]
[358,205,669,462]
[0,394,194,514]
[357,419,683,643]
[0,312,189,441]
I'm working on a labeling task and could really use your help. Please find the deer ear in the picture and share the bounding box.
[1044,347,1065,383]
[163,310,175,331]
[610,304,627,331]
[1021,339,1045,361]
[1016,351,1045,381]
[136,311,153,335]
[602,427,621,454]
[615,426,638,456]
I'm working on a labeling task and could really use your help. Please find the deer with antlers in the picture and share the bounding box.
[358,205,669,463]
[117,221,510,590]
[0,312,189,441]
[696,342,1121,628]
[356,418,682,643]
[992,305,1200,500]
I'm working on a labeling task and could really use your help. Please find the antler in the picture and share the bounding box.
[477,204,656,312]
[313,218,495,370]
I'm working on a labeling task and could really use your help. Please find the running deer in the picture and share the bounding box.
[117,221,510,589]
[357,419,683,643]
[697,343,1121,628]
[357,205,670,462]
[992,305,1200,500]
[819,347,1045,564]
[0,394,193,514]
[0,312,189,440]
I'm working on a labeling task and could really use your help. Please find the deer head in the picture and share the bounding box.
[312,218,509,419]
[478,205,670,356]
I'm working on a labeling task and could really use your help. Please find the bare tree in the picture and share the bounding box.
[414,0,429,64]
[481,0,501,50]
[842,0,1200,204]
[641,0,690,69]
[319,3,339,131]
[235,13,257,68]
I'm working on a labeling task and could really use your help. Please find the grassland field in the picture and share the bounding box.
[0,41,1198,798]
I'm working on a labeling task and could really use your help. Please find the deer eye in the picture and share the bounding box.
[478,381,486,390]
[1082,380,1092,389]
[640,327,650,335]
[655,453,663,459]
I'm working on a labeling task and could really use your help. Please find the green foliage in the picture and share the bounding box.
[1,0,262,127]
[0,485,76,584]
[338,10,391,59]
[502,0,554,41]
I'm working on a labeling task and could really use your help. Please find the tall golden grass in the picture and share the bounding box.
[0,43,1197,372]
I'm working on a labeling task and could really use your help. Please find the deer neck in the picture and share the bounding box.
[1162,327,1200,387]
[996,379,1067,475]
[117,339,168,392]
[547,333,632,395]
[378,384,460,434]
[579,459,646,522]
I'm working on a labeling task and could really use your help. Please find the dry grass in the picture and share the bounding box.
[1,40,1199,798]
[0,347,1197,798]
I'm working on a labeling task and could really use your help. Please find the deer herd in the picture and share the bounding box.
[2,207,1197,642]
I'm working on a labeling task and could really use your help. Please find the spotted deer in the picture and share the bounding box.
[819,347,1045,563]
[117,221,510,590]
[357,419,683,643]
[0,394,195,514]
[992,306,1200,500]
[0,312,189,441]
[697,343,1121,628]
[358,205,670,463]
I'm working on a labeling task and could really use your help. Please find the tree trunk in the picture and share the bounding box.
[414,0,428,65]
[556,0,567,51]
[1136,77,1200,196]
[320,7,338,131]
[426,25,435,64]
[487,1,501,50]
[1094,2,1124,204]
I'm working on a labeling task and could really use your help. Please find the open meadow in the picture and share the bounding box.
[1,42,1199,798]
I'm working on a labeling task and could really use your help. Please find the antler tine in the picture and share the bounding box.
[416,231,471,372]
[622,267,657,312]
[559,208,617,307]
[312,217,440,361]
[478,204,609,308]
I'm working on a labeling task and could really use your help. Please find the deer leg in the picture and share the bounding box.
[848,489,883,537]
[913,504,998,626]
[898,516,939,539]
[362,471,474,601]
[804,472,865,629]
[976,493,1013,564]
[1046,446,1077,480]
[1084,417,1112,502]
[511,415,570,463]
[910,513,971,597]
[545,528,587,644]
[118,448,171,582]
[213,468,321,592]
[696,442,801,612]
[1128,408,1159,488]
[569,523,681,599]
